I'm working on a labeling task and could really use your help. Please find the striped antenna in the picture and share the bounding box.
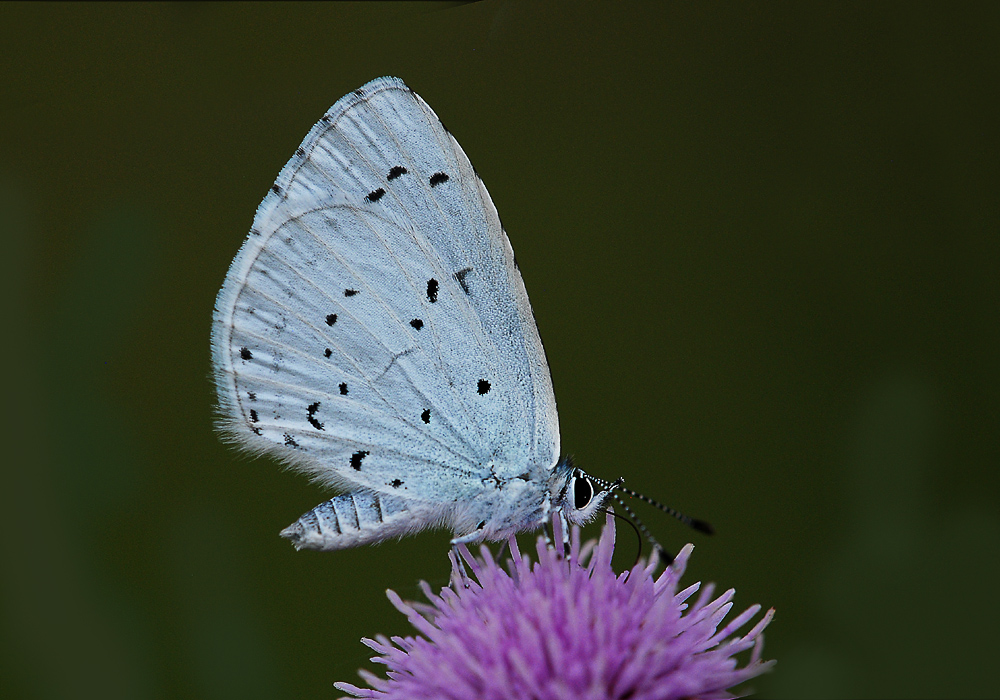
[617,484,715,535]
[591,475,714,565]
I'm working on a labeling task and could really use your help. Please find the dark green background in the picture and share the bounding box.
[3,3,997,698]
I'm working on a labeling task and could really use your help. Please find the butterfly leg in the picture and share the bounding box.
[540,511,571,558]
[540,520,570,558]
[450,522,486,588]
[558,510,571,558]
[450,521,486,546]
[542,519,554,547]
[449,544,473,588]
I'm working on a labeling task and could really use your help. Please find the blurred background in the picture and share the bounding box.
[3,3,997,698]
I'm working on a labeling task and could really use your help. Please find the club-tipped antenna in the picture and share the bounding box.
[591,475,671,562]
[616,483,715,536]
[590,475,714,566]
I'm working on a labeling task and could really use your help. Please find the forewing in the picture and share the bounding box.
[211,77,559,502]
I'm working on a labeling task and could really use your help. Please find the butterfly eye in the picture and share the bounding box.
[573,471,594,510]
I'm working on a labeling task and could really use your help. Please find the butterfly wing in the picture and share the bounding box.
[212,77,559,518]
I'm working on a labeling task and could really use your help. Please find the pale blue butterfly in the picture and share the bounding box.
[212,77,708,554]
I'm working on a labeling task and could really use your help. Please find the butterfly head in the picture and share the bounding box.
[555,461,621,527]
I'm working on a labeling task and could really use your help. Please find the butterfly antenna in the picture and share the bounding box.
[617,484,715,535]
[609,491,675,565]
[591,475,672,564]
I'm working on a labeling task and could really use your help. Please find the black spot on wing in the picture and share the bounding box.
[271,184,282,195]
[350,450,369,470]
[391,479,403,488]
[249,409,259,423]
[324,348,332,358]
[240,347,253,360]
[339,382,348,395]
[307,402,324,431]
[421,409,430,424]
[365,188,385,203]
[326,313,338,326]
[387,165,407,180]
[284,433,299,448]
[426,278,438,303]
[344,289,359,297]
[455,267,472,294]
[429,172,449,187]
[296,147,305,157]
[478,379,491,395]
[410,318,423,330]
[247,391,256,401]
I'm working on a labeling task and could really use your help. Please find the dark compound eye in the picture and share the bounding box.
[574,472,594,510]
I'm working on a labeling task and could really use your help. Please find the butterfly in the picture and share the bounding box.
[212,77,707,553]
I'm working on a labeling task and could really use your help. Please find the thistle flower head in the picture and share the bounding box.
[337,515,775,700]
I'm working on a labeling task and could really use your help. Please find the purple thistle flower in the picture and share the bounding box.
[336,515,775,700]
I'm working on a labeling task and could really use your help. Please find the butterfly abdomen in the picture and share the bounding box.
[280,491,435,551]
